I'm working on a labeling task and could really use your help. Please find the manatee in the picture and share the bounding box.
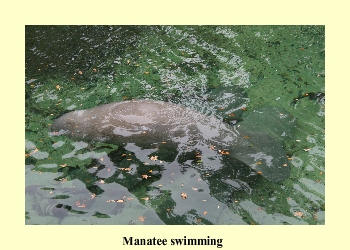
[51,99,293,182]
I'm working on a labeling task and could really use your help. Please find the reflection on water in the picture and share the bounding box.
[25,25,325,225]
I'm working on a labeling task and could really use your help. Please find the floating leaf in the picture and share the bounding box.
[181,192,187,199]
[138,216,146,222]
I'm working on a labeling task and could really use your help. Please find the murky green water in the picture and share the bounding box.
[25,25,325,225]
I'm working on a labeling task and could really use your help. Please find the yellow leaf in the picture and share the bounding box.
[138,216,146,222]
[181,193,187,199]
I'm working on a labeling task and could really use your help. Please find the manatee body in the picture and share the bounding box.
[52,99,291,182]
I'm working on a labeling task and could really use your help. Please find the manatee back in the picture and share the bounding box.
[51,100,238,148]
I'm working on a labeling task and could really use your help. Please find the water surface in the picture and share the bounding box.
[25,25,325,225]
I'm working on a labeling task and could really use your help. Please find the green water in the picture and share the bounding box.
[25,25,325,225]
